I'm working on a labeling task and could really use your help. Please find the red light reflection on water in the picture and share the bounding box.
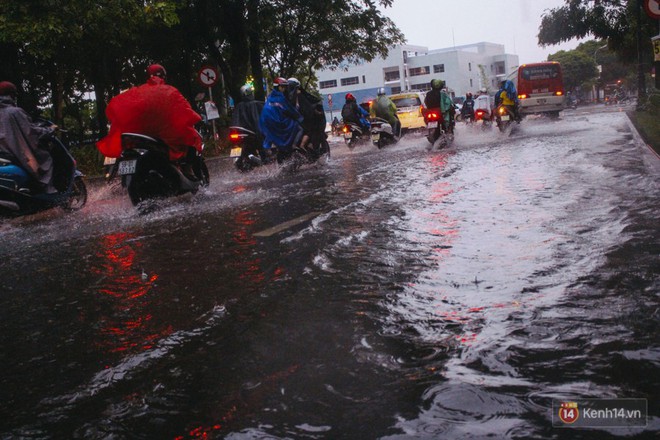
[88,232,172,355]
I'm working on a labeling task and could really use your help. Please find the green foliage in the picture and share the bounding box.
[538,0,656,65]
[548,46,599,91]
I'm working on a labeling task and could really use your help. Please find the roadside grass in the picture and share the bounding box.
[628,109,660,157]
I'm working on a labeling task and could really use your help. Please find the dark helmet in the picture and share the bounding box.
[146,64,167,79]
[273,77,288,89]
[345,93,355,102]
[0,81,17,98]
[431,79,444,90]
[240,84,254,100]
[377,87,386,96]
[466,92,472,98]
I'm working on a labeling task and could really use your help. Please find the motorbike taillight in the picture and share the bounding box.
[342,125,349,133]
[229,131,242,144]
[426,111,440,122]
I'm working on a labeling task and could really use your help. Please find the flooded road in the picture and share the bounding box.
[1,107,658,439]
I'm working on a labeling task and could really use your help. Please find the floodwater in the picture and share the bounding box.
[1,107,658,439]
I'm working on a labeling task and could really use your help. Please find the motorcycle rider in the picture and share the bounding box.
[370,88,401,138]
[0,81,58,193]
[461,92,475,122]
[231,84,265,161]
[286,77,327,157]
[424,79,454,132]
[341,93,370,134]
[97,64,203,168]
[259,77,304,162]
[494,80,521,122]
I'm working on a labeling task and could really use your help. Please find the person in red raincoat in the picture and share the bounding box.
[96,64,202,162]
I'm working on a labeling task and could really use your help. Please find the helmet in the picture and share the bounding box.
[377,87,386,96]
[240,84,254,100]
[287,77,300,88]
[0,81,17,98]
[430,79,444,90]
[146,64,167,79]
[466,92,472,98]
[273,77,288,88]
[345,93,355,102]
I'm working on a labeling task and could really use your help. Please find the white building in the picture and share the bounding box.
[316,42,518,115]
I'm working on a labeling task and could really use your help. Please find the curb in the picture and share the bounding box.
[625,114,660,172]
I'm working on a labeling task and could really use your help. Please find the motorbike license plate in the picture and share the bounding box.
[427,121,438,129]
[103,156,116,166]
[230,147,242,158]
[344,132,353,139]
[118,159,137,175]
[501,115,510,121]
[371,133,380,142]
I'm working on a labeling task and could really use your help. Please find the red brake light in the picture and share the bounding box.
[229,131,241,143]
[518,94,528,100]
[426,111,440,122]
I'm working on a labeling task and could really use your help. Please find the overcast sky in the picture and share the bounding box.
[380,0,587,64]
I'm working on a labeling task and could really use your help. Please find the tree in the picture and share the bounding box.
[538,0,656,66]
[548,48,599,92]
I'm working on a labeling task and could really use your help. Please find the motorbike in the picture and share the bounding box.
[494,104,517,133]
[228,126,273,172]
[474,108,492,128]
[110,133,209,206]
[0,122,87,217]
[278,135,331,173]
[370,117,398,149]
[423,108,454,149]
[342,122,369,149]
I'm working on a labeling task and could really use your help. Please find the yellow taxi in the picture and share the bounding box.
[389,91,427,131]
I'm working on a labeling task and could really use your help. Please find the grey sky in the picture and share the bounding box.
[380,0,586,64]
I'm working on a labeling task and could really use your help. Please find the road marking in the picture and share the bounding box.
[253,212,321,237]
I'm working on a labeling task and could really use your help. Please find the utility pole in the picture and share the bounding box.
[637,0,648,108]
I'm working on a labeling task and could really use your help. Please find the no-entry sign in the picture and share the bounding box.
[644,0,660,20]
[197,66,219,87]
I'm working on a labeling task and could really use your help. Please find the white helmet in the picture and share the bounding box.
[240,84,254,100]
[377,87,386,96]
[287,77,300,88]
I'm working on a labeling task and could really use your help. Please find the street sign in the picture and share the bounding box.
[644,0,660,19]
[654,35,660,61]
[197,66,219,87]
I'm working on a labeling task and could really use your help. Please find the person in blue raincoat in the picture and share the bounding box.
[494,80,521,121]
[259,77,303,162]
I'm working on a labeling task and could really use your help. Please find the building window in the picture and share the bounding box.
[469,62,472,72]
[412,83,431,92]
[409,66,430,77]
[433,64,445,73]
[319,79,337,89]
[362,75,366,83]
[470,79,473,87]
[391,86,401,94]
[384,70,400,82]
[341,76,359,86]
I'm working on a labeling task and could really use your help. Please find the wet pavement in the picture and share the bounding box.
[0,106,658,439]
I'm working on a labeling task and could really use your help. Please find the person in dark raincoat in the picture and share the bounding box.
[286,77,327,153]
[258,77,303,158]
[0,81,58,193]
[231,84,265,159]
[424,79,455,132]
[96,64,202,162]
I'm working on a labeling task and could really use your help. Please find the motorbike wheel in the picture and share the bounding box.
[62,176,88,211]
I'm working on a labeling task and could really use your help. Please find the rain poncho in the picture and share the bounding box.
[96,78,202,161]
[0,96,55,188]
[258,89,303,151]
[369,95,398,127]
[495,80,518,106]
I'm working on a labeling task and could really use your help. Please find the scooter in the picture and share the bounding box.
[0,123,87,216]
[111,133,209,206]
[423,108,454,150]
[474,108,492,129]
[494,104,517,133]
[342,122,368,149]
[228,126,272,172]
[370,117,398,149]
